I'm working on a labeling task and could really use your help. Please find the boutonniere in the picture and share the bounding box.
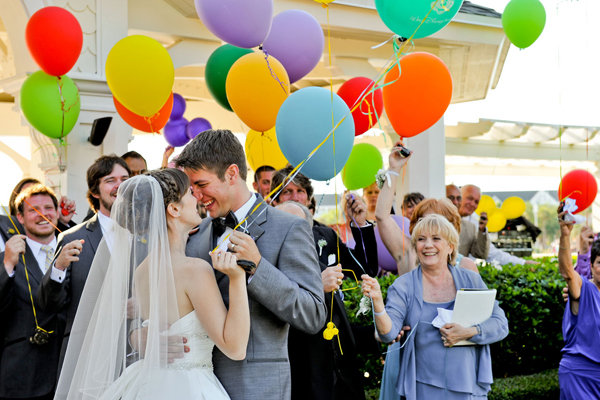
[8,228,15,235]
[317,239,327,256]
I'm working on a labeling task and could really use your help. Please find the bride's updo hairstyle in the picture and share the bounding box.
[146,168,189,210]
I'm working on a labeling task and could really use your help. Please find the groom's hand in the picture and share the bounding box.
[228,231,261,271]
[129,327,189,363]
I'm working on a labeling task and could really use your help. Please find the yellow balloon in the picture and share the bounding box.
[106,35,174,117]
[314,0,335,3]
[487,209,507,233]
[226,52,290,132]
[245,128,288,171]
[475,194,496,215]
[501,196,526,220]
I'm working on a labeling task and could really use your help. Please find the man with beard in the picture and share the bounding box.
[37,155,130,370]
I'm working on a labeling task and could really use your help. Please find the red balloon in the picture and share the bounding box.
[558,169,598,214]
[114,92,173,133]
[383,52,452,138]
[26,7,83,76]
[337,77,384,136]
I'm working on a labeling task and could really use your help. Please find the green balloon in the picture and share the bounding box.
[375,0,464,39]
[502,0,546,49]
[342,143,383,190]
[20,71,80,139]
[205,44,253,111]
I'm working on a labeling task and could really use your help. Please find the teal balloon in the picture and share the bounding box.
[20,71,80,139]
[205,44,253,111]
[502,0,546,49]
[375,0,464,39]
[276,87,355,181]
[342,143,383,190]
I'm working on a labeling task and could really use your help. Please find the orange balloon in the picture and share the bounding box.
[226,52,290,132]
[383,52,452,138]
[114,92,173,133]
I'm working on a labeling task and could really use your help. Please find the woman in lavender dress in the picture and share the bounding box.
[557,209,600,399]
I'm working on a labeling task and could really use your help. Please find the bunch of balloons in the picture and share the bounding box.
[162,94,213,147]
[475,195,528,233]
[21,7,82,140]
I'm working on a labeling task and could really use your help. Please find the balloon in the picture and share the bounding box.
[487,209,507,233]
[337,77,384,136]
[106,35,174,117]
[475,195,496,215]
[383,52,452,138]
[558,169,598,214]
[226,52,290,132]
[375,0,464,39]
[501,197,526,220]
[114,93,173,133]
[195,0,273,48]
[276,87,354,181]
[186,118,212,140]
[163,118,190,147]
[262,10,324,83]
[245,128,289,171]
[171,93,186,120]
[376,215,410,272]
[341,143,383,190]
[314,0,335,4]
[20,71,80,139]
[205,45,253,111]
[25,7,83,76]
[502,0,546,49]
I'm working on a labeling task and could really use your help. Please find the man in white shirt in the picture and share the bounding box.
[0,184,65,400]
[37,155,130,371]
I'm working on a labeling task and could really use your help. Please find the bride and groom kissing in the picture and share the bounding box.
[56,129,327,399]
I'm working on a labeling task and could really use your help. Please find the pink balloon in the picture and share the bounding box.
[262,10,324,83]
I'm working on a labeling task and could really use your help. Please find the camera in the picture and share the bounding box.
[29,327,50,345]
[395,144,412,158]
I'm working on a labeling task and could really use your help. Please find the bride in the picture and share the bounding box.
[55,169,250,399]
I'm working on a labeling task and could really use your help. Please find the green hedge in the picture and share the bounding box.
[488,369,559,400]
[342,257,566,392]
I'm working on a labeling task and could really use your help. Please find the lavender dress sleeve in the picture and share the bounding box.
[575,250,592,280]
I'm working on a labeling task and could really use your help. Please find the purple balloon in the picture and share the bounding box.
[375,215,411,272]
[171,93,186,120]
[262,10,324,83]
[186,117,212,140]
[195,0,273,48]
[163,118,189,147]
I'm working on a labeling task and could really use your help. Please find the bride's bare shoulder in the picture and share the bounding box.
[180,256,213,275]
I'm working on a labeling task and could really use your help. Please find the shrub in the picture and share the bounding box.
[488,369,559,400]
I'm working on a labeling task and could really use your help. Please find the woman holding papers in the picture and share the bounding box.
[557,210,600,399]
[362,214,508,399]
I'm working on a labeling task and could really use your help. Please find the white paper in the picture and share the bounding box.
[327,254,337,266]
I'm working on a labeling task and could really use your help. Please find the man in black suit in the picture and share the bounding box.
[0,184,65,400]
[38,155,130,370]
[271,168,379,400]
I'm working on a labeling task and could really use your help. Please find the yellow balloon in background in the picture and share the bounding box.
[314,0,335,4]
[501,196,527,220]
[226,52,290,132]
[245,128,288,171]
[106,35,174,117]
[487,209,507,233]
[475,194,496,215]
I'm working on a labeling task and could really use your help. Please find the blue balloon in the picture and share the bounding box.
[276,87,355,181]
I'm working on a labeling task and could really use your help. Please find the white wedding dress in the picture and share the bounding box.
[99,311,230,400]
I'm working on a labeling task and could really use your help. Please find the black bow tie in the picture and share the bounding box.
[211,211,238,238]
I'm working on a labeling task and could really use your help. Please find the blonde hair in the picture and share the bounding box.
[411,214,459,265]
[409,198,462,235]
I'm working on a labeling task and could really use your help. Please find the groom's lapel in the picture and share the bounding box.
[243,196,266,243]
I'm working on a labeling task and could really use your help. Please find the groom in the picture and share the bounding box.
[176,129,327,400]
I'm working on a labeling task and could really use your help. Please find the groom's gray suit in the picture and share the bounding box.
[186,196,327,400]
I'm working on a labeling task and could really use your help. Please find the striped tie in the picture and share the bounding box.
[40,245,54,273]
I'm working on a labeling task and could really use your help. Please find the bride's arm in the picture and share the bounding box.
[186,253,250,360]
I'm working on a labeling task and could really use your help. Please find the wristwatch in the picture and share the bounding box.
[237,259,257,275]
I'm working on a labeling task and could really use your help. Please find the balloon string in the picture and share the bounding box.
[260,48,289,96]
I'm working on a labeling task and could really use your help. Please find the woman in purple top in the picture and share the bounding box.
[558,210,600,399]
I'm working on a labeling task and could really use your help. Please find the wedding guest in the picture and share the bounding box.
[363,182,380,221]
[0,184,64,400]
[574,226,595,279]
[401,192,424,220]
[121,150,148,176]
[37,155,130,371]
[446,184,489,260]
[362,214,509,399]
[252,165,275,199]
[557,208,600,398]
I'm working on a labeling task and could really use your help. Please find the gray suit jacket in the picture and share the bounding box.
[186,196,327,400]
[37,214,104,370]
[0,245,65,398]
[458,219,489,259]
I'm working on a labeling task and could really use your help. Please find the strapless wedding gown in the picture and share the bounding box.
[99,311,230,400]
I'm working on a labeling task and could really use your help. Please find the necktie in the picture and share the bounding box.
[211,211,238,238]
[40,245,54,273]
